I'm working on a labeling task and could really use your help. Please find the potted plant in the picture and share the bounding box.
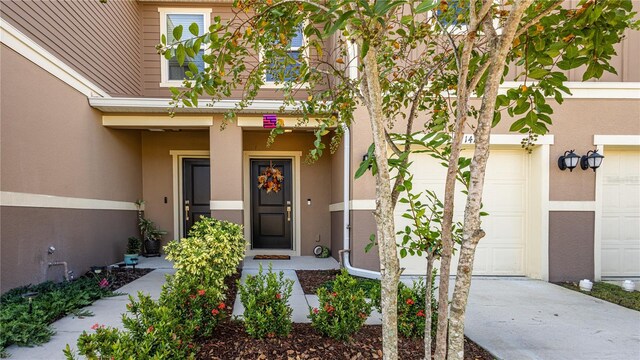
[124,236,141,265]
[139,218,166,257]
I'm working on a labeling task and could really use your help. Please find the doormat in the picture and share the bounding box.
[253,255,291,260]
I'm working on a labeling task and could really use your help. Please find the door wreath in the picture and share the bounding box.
[257,161,284,193]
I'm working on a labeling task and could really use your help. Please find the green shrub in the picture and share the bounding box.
[0,276,114,355]
[69,217,245,359]
[238,263,294,338]
[165,216,246,292]
[309,269,372,341]
[126,236,141,254]
[72,292,205,360]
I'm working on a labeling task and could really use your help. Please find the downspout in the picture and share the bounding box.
[341,124,380,279]
[340,41,380,279]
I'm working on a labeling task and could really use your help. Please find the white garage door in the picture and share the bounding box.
[601,150,640,278]
[397,149,528,276]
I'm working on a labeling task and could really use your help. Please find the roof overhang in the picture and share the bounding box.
[88,97,305,114]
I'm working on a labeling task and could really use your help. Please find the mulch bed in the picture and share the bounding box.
[98,267,155,291]
[197,322,493,359]
[295,270,340,294]
[203,269,494,359]
[223,268,242,312]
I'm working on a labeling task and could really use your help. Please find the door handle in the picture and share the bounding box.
[185,200,190,222]
[286,206,291,222]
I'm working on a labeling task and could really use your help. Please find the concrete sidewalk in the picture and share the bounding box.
[464,278,640,360]
[5,258,175,360]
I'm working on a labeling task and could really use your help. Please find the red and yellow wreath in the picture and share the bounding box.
[257,162,284,193]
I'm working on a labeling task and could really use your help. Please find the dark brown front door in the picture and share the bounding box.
[251,159,293,249]
[183,158,210,237]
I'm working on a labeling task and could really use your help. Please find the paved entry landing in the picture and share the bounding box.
[464,278,640,360]
[232,256,352,323]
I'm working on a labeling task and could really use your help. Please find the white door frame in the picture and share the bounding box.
[170,150,210,239]
[243,151,302,256]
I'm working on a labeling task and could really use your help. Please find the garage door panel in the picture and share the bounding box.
[603,184,621,209]
[484,152,526,179]
[482,184,526,211]
[398,150,527,276]
[472,248,490,273]
[486,215,524,242]
[601,248,621,274]
[602,150,640,277]
[490,247,525,274]
[601,216,621,241]
[622,216,640,240]
[621,185,639,209]
[622,249,640,274]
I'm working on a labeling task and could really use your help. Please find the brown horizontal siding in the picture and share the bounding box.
[1,0,143,96]
[141,3,330,100]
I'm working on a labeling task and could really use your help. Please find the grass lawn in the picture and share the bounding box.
[558,281,640,311]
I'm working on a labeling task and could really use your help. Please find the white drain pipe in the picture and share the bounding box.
[342,124,380,280]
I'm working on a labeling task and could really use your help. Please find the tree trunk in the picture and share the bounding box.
[424,256,435,360]
[361,47,401,360]
[434,94,469,360]
[446,2,534,359]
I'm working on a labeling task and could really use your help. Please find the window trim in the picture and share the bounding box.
[261,26,309,89]
[159,8,212,88]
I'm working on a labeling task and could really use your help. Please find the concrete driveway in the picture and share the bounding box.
[464,278,640,360]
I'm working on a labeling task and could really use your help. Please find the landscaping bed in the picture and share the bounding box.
[198,321,494,359]
[557,281,640,311]
[105,267,155,290]
[0,267,154,355]
[296,269,340,294]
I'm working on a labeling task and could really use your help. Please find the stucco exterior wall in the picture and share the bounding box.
[243,131,332,255]
[141,130,210,244]
[0,45,142,292]
[549,211,596,282]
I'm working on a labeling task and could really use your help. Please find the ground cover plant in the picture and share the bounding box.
[238,264,294,339]
[558,282,640,311]
[0,268,151,357]
[66,217,246,359]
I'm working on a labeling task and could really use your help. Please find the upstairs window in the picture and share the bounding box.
[159,8,211,87]
[264,27,305,85]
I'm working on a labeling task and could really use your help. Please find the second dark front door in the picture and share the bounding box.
[251,159,293,249]
[183,158,210,237]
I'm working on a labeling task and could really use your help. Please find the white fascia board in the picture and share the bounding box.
[401,134,554,147]
[0,19,110,98]
[89,97,308,113]
[498,81,640,99]
[593,135,640,146]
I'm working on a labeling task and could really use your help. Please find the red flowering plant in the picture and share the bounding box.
[397,276,438,338]
[237,263,293,339]
[70,217,245,359]
[309,270,371,341]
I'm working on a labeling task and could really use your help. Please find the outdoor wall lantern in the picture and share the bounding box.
[558,150,581,172]
[580,149,605,172]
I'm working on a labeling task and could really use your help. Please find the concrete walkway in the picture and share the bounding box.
[7,256,639,360]
[5,257,175,360]
[463,278,640,360]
